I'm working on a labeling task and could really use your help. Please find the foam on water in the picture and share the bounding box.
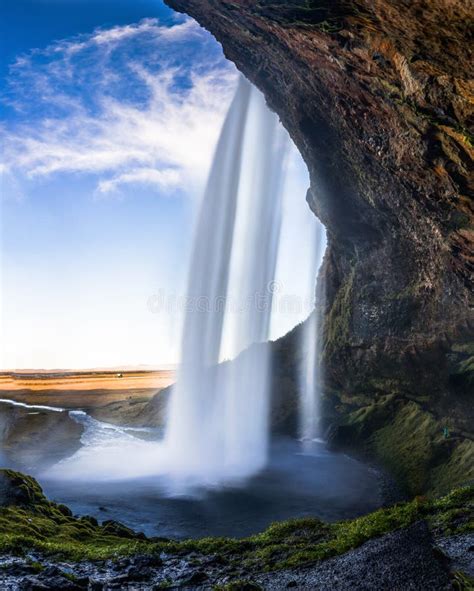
[46,411,169,482]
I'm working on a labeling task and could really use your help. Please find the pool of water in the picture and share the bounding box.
[40,437,381,539]
[1,401,382,539]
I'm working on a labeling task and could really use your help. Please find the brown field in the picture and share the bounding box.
[0,369,175,409]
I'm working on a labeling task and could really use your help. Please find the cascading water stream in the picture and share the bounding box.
[165,76,289,485]
[163,77,252,483]
[299,223,326,445]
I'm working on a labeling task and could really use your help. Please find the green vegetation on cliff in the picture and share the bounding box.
[0,470,472,570]
[331,395,474,497]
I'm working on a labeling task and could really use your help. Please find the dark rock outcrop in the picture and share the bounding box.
[163,0,474,494]
[255,522,453,590]
[0,470,47,507]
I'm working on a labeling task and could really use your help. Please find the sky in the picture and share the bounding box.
[0,0,322,370]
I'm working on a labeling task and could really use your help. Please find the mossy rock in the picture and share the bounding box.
[323,267,354,357]
[0,469,160,560]
[429,440,474,498]
[451,570,474,591]
[328,397,473,496]
[369,401,441,494]
[0,470,48,508]
[214,582,263,591]
[448,342,474,393]
[102,519,146,540]
[369,401,474,496]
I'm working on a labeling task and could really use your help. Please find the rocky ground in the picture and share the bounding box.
[0,522,472,589]
[0,470,472,590]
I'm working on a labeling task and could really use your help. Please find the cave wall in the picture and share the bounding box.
[164,0,473,494]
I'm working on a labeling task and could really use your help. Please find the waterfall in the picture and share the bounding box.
[164,76,289,486]
[299,224,326,443]
[44,76,320,488]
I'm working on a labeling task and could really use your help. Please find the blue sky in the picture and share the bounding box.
[1,0,320,369]
[0,1,174,77]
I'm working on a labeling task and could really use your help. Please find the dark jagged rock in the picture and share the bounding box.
[163,0,474,495]
[255,522,453,590]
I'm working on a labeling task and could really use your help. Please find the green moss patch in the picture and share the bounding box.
[0,470,159,560]
[214,582,263,591]
[333,397,474,496]
[324,267,354,356]
[0,470,471,572]
[452,570,474,591]
[369,401,442,494]
[429,440,474,499]
[0,469,48,507]
[0,506,160,561]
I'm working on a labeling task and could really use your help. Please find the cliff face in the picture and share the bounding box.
[164,0,473,494]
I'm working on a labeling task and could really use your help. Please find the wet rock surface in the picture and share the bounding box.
[437,533,474,577]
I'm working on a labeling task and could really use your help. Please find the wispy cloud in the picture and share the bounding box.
[97,168,181,194]
[2,18,237,196]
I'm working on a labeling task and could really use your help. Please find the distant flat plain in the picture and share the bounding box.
[0,369,175,409]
